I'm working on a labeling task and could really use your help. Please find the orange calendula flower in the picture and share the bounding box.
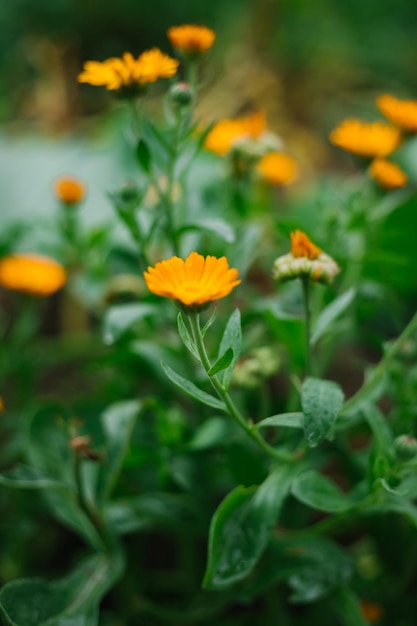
[54,176,86,205]
[257,152,299,185]
[144,251,240,312]
[167,24,216,55]
[329,119,401,158]
[204,111,267,156]
[0,254,67,297]
[369,158,408,190]
[78,49,179,93]
[377,94,417,133]
[273,231,339,285]
[360,600,383,623]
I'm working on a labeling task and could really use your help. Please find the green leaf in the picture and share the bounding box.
[201,308,217,337]
[301,377,344,447]
[177,312,199,360]
[0,553,123,626]
[218,309,242,389]
[239,534,352,604]
[203,465,300,589]
[329,587,368,626]
[208,348,234,377]
[0,464,70,492]
[161,361,226,411]
[136,138,152,173]
[103,304,157,344]
[187,417,230,450]
[291,470,353,513]
[253,412,304,430]
[96,400,142,505]
[310,288,355,346]
[178,219,235,244]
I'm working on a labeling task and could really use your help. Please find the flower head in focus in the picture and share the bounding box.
[204,111,267,156]
[54,177,86,205]
[377,94,417,133]
[369,159,408,190]
[0,254,67,297]
[167,25,215,55]
[273,231,339,285]
[329,119,401,158]
[256,152,299,186]
[78,49,179,94]
[144,251,240,312]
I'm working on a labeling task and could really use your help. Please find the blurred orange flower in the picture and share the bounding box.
[360,600,383,623]
[291,230,321,260]
[0,254,67,297]
[204,112,267,156]
[256,152,299,185]
[369,159,408,189]
[329,119,401,158]
[78,49,179,92]
[377,94,417,133]
[144,251,240,310]
[167,25,215,54]
[54,177,86,205]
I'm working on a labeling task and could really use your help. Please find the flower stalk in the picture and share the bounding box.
[188,313,301,463]
[301,276,313,376]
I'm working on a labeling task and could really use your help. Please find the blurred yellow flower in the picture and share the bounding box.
[78,49,179,92]
[167,25,216,54]
[54,177,86,205]
[369,159,408,190]
[329,119,401,158]
[0,254,67,297]
[256,152,299,185]
[204,111,267,156]
[144,251,240,311]
[377,94,417,133]
[273,231,339,285]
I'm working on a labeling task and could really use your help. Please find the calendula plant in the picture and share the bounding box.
[2,21,417,626]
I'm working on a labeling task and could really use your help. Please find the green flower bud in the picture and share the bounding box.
[170,82,194,108]
[394,435,417,461]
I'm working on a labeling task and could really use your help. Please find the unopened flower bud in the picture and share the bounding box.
[394,435,417,461]
[170,82,194,108]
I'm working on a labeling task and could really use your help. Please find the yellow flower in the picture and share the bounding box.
[369,159,408,190]
[273,231,339,285]
[144,251,240,311]
[78,49,179,93]
[204,111,267,156]
[329,119,401,158]
[377,94,417,133]
[0,254,67,297]
[256,152,299,185]
[167,24,216,55]
[54,176,86,205]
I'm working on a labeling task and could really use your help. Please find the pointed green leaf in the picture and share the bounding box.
[253,412,304,430]
[310,288,355,346]
[218,309,242,389]
[161,361,226,411]
[0,553,123,626]
[177,312,199,360]
[301,377,344,447]
[292,470,354,513]
[0,464,70,492]
[96,400,142,505]
[136,138,152,173]
[203,465,300,589]
[208,347,234,377]
[103,303,157,344]
[187,417,230,450]
[201,308,217,337]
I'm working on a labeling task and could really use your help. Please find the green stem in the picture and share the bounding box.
[340,308,417,416]
[301,276,312,376]
[188,314,301,463]
[73,452,114,554]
